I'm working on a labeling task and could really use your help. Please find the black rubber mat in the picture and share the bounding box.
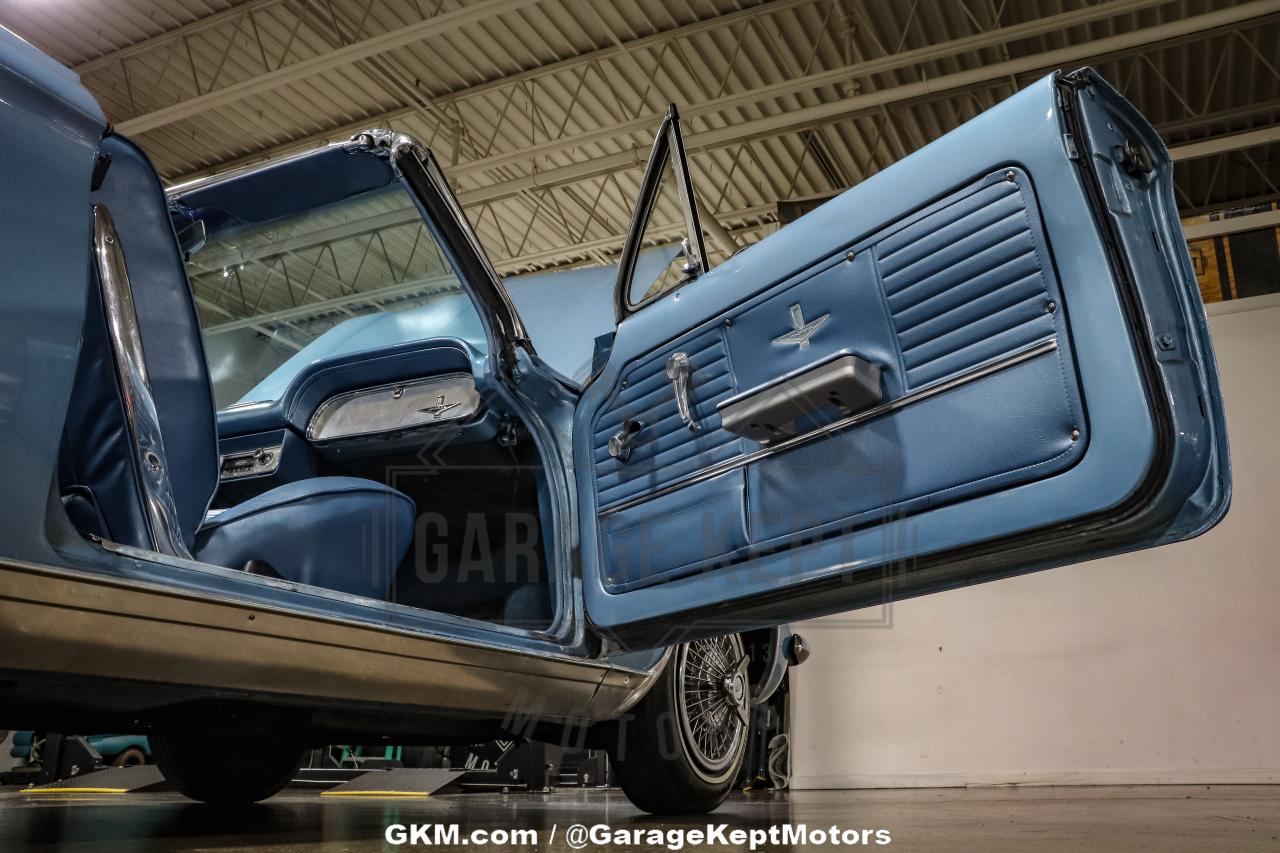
[320,768,464,797]
[22,765,167,793]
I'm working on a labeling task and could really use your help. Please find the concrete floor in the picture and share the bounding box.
[0,786,1278,851]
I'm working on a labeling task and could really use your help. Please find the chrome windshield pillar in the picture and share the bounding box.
[91,204,193,559]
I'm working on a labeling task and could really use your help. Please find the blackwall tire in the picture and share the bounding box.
[608,634,749,814]
[152,731,304,804]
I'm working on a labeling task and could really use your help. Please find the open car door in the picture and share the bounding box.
[574,70,1230,649]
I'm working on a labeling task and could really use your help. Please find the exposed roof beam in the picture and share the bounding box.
[454,0,1280,209]
[192,118,1280,286]
[445,0,1180,181]
[115,0,546,136]
[501,203,775,269]
[1182,208,1280,240]
[1181,190,1280,218]
[191,207,422,274]
[702,211,742,257]
[200,272,463,334]
[168,0,1175,187]
[166,0,819,183]
[74,0,287,74]
[193,291,304,349]
[1170,125,1280,161]
[1155,99,1280,136]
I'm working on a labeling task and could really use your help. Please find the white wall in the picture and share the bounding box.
[791,295,1280,789]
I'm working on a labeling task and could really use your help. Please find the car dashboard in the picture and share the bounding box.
[212,337,495,503]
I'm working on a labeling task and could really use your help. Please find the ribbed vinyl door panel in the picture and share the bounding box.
[590,168,1083,590]
[592,326,743,509]
[877,176,1058,388]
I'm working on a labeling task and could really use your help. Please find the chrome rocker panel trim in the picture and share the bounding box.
[0,555,662,725]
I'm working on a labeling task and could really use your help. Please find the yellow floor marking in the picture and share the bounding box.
[20,788,128,795]
[321,790,430,798]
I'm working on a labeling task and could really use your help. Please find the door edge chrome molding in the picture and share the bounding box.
[91,204,193,559]
[598,337,1060,518]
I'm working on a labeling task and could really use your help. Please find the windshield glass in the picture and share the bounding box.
[183,158,684,406]
[186,181,479,408]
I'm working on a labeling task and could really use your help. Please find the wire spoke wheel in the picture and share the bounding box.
[675,634,748,781]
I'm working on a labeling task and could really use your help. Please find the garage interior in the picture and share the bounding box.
[1,0,1278,849]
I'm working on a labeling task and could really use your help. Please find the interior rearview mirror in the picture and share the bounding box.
[176,218,207,259]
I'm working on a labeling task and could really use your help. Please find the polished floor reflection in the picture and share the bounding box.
[1,785,1278,852]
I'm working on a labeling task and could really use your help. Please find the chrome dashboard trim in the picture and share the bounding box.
[305,373,480,442]
[218,443,284,481]
[598,337,1060,517]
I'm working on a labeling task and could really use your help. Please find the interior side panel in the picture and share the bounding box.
[878,176,1060,387]
[591,326,749,587]
[210,335,561,630]
[590,168,1086,589]
[592,325,744,509]
[601,473,747,590]
[747,353,1080,544]
[746,169,1084,547]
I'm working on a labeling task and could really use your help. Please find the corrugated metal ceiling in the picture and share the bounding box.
[1,0,1277,332]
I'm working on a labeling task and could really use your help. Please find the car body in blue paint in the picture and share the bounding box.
[0,22,1227,813]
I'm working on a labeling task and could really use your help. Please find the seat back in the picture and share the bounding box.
[59,135,219,552]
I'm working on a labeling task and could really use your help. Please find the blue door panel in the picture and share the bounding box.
[602,472,748,590]
[747,351,1081,544]
[591,166,1085,589]
[576,70,1228,643]
[722,252,905,400]
[879,172,1061,388]
[592,326,745,510]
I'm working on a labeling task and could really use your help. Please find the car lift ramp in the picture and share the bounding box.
[20,765,167,795]
[320,768,464,798]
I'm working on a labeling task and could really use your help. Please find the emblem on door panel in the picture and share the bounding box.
[772,304,829,349]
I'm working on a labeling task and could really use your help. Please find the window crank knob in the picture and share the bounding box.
[608,419,645,462]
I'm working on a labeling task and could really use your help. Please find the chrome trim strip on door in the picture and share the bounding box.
[598,337,1060,518]
[91,204,194,559]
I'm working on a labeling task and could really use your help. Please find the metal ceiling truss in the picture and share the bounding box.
[151,0,1188,182]
[24,0,1274,334]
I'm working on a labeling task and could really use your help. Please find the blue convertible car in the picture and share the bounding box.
[0,25,1228,813]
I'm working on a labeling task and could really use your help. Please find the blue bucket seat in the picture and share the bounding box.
[58,136,414,600]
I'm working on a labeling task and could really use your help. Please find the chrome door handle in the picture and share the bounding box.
[665,352,701,432]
